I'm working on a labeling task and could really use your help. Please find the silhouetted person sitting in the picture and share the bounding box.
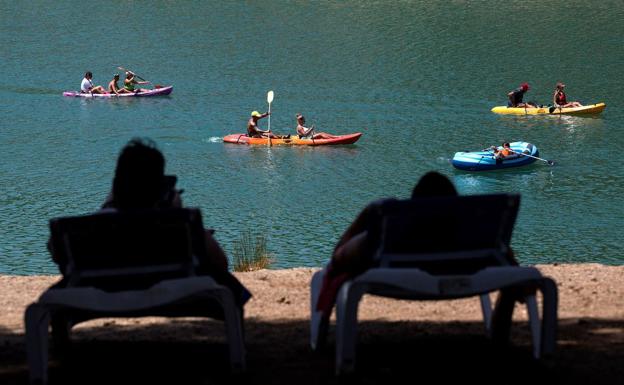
[315,171,519,318]
[50,138,250,305]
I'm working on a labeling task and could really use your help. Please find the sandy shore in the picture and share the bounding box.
[0,264,622,384]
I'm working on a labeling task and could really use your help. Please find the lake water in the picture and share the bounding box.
[1,1,623,274]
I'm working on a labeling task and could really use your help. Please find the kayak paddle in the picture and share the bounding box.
[117,66,149,82]
[548,105,563,114]
[267,90,274,147]
[510,150,555,165]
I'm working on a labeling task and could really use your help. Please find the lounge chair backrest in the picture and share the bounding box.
[49,208,205,288]
[375,194,520,274]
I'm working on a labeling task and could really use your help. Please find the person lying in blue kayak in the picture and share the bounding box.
[295,113,337,139]
[490,142,513,163]
[81,71,108,94]
[507,83,537,108]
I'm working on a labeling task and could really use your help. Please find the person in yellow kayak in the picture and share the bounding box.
[295,114,337,139]
[507,83,537,108]
[108,74,132,95]
[247,111,283,138]
[124,71,150,93]
[552,82,582,108]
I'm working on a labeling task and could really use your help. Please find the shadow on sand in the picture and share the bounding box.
[0,317,622,384]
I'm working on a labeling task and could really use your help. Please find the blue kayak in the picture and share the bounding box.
[452,142,538,171]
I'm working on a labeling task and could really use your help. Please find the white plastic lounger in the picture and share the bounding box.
[310,194,558,375]
[25,208,246,385]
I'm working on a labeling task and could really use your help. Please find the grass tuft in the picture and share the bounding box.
[232,230,272,272]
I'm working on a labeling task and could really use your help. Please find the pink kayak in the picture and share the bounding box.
[63,86,173,97]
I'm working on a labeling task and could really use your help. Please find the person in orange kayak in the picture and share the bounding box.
[247,111,281,138]
[552,82,582,108]
[507,83,537,108]
[295,113,337,139]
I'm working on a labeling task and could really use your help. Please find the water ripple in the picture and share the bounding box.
[1,0,623,274]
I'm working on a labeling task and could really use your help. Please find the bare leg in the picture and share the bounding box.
[313,132,338,139]
[92,86,108,94]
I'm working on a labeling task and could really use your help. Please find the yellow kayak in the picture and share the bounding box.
[491,102,606,115]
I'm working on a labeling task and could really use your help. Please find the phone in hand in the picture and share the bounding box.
[160,175,179,207]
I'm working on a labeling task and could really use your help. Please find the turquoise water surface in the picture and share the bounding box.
[1,1,623,274]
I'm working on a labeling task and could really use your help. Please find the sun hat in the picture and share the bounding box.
[251,111,262,117]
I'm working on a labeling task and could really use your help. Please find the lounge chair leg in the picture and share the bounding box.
[220,291,246,372]
[335,282,366,375]
[491,288,516,347]
[25,304,51,385]
[525,295,540,358]
[479,293,493,337]
[310,269,328,351]
[538,278,558,357]
[50,312,72,354]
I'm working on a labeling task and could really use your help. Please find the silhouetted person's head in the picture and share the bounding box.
[112,138,165,209]
[411,171,457,198]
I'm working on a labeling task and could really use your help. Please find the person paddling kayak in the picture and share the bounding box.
[124,71,150,93]
[81,71,108,94]
[490,142,513,163]
[247,110,283,138]
[507,83,537,108]
[553,82,582,108]
[295,114,337,139]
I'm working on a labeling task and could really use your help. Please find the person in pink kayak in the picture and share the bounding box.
[81,71,108,94]
[108,74,132,95]
[124,71,150,93]
[552,82,582,108]
[295,114,337,139]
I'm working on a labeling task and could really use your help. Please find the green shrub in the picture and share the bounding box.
[232,230,272,272]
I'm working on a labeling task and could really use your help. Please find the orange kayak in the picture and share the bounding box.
[223,133,362,146]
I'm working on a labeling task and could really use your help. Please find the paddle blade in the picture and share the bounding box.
[267,90,274,104]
